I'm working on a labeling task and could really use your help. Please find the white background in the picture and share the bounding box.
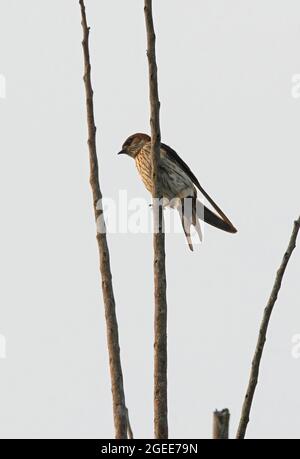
[0,0,300,439]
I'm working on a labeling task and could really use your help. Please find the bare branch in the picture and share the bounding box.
[236,216,300,439]
[126,407,134,440]
[79,0,127,439]
[144,0,168,439]
[213,409,230,439]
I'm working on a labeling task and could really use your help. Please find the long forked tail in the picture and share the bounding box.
[199,202,237,234]
[179,197,237,251]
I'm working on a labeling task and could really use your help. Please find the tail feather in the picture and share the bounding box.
[179,198,194,251]
[179,209,194,251]
[181,217,194,251]
[196,199,237,233]
[178,197,237,251]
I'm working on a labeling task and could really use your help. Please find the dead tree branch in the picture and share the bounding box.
[79,0,128,439]
[236,216,300,439]
[213,409,230,439]
[144,0,168,439]
[126,407,134,439]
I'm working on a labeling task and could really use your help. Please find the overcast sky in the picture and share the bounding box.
[0,0,300,439]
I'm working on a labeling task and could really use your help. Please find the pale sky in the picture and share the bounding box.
[0,0,300,439]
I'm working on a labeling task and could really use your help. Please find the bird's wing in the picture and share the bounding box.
[161,143,201,189]
[161,142,237,233]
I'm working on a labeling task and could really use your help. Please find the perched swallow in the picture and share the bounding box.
[118,133,237,250]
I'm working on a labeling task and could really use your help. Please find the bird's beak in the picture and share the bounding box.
[118,149,126,155]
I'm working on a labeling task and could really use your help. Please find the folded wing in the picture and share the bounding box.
[161,142,237,234]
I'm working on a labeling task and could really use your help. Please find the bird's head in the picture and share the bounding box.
[118,133,150,159]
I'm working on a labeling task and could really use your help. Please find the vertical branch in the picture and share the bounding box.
[213,409,230,439]
[79,0,128,439]
[144,0,168,439]
[126,407,134,439]
[236,217,300,439]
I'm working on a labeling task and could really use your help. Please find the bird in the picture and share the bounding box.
[118,133,237,250]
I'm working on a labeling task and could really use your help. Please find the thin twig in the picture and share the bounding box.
[79,0,128,439]
[126,407,134,440]
[213,409,230,439]
[236,216,300,439]
[144,0,168,439]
